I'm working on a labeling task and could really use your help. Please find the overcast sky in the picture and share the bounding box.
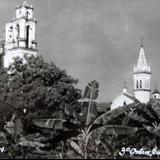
[1,0,160,102]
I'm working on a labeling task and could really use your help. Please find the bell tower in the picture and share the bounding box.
[133,39,151,104]
[4,1,37,68]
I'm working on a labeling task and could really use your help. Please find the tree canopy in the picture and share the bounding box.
[0,55,82,130]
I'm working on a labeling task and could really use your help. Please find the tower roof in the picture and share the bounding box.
[137,47,147,68]
[134,40,151,73]
[153,88,160,94]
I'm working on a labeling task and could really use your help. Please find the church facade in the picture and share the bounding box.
[111,42,160,110]
[0,1,37,68]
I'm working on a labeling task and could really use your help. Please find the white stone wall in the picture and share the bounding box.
[111,93,134,110]
[153,93,160,100]
[133,73,151,103]
[134,90,150,104]
[4,48,37,68]
[5,20,36,48]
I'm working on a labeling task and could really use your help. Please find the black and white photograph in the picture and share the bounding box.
[0,0,160,159]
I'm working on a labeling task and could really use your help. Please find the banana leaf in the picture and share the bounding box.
[136,105,156,122]
[20,133,51,143]
[90,102,138,130]
[19,140,46,148]
[69,140,84,156]
[149,104,160,121]
[147,105,160,122]
[83,80,99,100]
[127,111,149,123]
[33,118,66,129]
[143,124,160,137]
[98,125,138,136]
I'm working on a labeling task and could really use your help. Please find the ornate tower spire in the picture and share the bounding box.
[134,38,150,73]
[133,38,151,104]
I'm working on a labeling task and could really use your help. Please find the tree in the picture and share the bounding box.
[0,55,81,124]
[0,55,82,158]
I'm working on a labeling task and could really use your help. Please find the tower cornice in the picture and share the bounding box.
[132,71,151,75]
[134,89,151,92]
[8,17,37,24]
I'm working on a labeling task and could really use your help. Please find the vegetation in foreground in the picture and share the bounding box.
[0,55,159,159]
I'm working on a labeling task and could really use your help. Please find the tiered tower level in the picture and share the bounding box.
[4,1,37,68]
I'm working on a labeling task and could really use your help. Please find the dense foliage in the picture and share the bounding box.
[0,55,159,159]
[0,55,81,125]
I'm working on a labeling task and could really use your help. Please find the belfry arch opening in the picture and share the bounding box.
[26,25,30,48]
[140,80,142,88]
[136,80,139,89]
[17,24,20,38]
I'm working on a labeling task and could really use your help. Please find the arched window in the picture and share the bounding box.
[26,25,30,48]
[16,24,20,38]
[26,11,29,20]
[136,80,139,89]
[9,26,13,31]
[123,101,126,106]
[140,80,142,88]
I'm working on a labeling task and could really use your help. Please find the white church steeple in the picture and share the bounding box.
[3,1,37,68]
[133,38,150,73]
[133,38,151,104]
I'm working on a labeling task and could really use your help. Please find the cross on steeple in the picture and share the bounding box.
[123,81,127,94]
[141,37,143,47]
[123,81,127,89]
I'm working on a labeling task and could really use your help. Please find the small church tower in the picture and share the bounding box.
[3,1,37,68]
[133,39,151,104]
[152,85,160,100]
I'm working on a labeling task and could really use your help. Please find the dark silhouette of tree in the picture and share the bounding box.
[0,55,81,124]
[0,55,82,158]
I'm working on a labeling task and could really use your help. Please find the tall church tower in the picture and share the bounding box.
[133,39,151,104]
[3,1,37,68]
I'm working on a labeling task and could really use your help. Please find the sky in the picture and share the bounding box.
[1,0,160,102]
